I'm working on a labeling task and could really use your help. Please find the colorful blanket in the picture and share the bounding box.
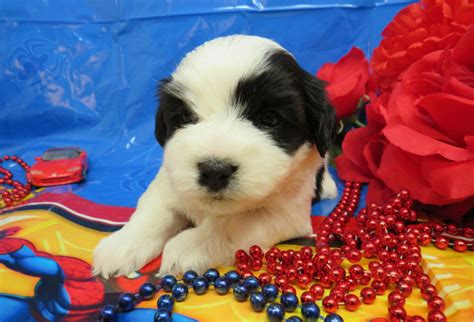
[0,191,473,321]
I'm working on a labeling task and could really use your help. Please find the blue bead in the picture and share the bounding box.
[324,313,344,322]
[301,302,321,321]
[232,283,249,302]
[262,284,279,302]
[171,283,188,302]
[204,268,220,282]
[280,292,299,312]
[243,276,260,291]
[266,303,285,321]
[118,293,136,312]
[224,270,241,285]
[250,292,267,312]
[285,316,303,322]
[100,304,118,322]
[157,294,174,311]
[214,277,230,295]
[192,277,209,295]
[160,275,177,292]
[183,270,199,285]
[139,282,157,300]
[154,308,172,322]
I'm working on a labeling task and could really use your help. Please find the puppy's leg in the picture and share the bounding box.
[159,219,234,276]
[93,172,188,278]
[316,155,338,200]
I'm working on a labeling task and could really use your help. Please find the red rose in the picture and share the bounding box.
[317,47,376,119]
[371,0,474,93]
[337,26,474,222]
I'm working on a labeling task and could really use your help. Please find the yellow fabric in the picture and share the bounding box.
[1,209,473,321]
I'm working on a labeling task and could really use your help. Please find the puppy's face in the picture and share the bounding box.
[155,36,335,215]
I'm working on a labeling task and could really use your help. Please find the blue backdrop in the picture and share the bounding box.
[0,0,415,211]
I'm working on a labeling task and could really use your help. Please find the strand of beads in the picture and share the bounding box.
[234,185,472,321]
[100,267,344,322]
[0,155,32,209]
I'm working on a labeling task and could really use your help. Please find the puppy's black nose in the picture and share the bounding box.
[197,160,238,192]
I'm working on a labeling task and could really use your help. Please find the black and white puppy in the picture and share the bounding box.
[93,35,337,277]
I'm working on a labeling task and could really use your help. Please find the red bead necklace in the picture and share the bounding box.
[0,155,32,209]
[235,182,473,322]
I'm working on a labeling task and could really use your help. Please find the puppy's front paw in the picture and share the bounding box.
[159,229,232,276]
[93,231,163,278]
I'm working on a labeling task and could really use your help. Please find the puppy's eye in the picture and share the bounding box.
[260,111,281,128]
[178,111,196,124]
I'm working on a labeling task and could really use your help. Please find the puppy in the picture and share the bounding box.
[93,35,337,277]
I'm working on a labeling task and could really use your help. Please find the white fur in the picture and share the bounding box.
[93,35,336,277]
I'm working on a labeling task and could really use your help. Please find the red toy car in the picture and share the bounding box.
[29,147,88,187]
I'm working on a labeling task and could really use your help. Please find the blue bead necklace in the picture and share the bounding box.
[99,269,344,322]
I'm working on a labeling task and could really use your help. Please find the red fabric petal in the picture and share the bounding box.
[317,47,371,119]
[452,25,474,71]
[383,124,474,161]
[418,93,474,144]
[422,157,474,200]
[376,144,451,205]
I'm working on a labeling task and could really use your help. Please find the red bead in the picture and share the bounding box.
[320,275,333,288]
[349,264,364,281]
[344,294,361,312]
[360,287,376,304]
[388,291,405,307]
[346,249,362,263]
[275,276,289,288]
[297,274,310,289]
[428,296,446,311]
[241,270,254,279]
[371,281,386,295]
[249,245,262,258]
[421,284,438,301]
[250,257,262,271]
[235,249,249,263]
[322,296,338,313]
[258,273,272,286]
[360,271,372,285]
[300,246,313,260]
[371,267,386,282]
[419,232,431,246]
[300,291,315,303]
[237,262,249,272]
[389,305,407,321]
[434,237,448,250]
[454,240,467,252]
[286,267,298,282]
[410,316,426,322]
[280,251,290,263]
[335,281,349,293]
[417,274,431,288]
[329,288,345,302]
[281,285,296,295]
[427,310,446,322]
[330,249,343,266]
[265,248,280,261]
[309,284,324,300]
[273,264,284,276]
[345,277,358,291]
[329,266,345,282]
[397,282,413,297]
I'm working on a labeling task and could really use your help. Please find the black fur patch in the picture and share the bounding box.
[154,78,197,146]
[312,164,326,203]
[234,50,336,155]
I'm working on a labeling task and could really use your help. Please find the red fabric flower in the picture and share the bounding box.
[337,27,474,222]
[371,0,474,93]
[317,47,376,119]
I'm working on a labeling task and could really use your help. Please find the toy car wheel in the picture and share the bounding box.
[82,170,87,181]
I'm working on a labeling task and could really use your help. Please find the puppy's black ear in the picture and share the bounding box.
[155,78,172,147]
[302,73,336,157]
